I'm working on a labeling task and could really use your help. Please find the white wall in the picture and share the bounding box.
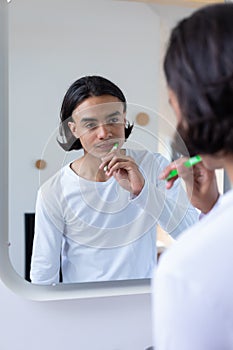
[8,0,160,277]
[0,280,153,350]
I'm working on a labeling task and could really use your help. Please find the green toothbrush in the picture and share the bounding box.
[166,155,202,181]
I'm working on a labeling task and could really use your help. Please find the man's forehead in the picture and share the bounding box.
[73,102,124,119]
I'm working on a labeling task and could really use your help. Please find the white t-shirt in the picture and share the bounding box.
[30,149,198,284]
[154,188,233,350]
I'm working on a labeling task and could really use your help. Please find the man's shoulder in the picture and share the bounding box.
[38,164,69,196]
[158,198,233,280]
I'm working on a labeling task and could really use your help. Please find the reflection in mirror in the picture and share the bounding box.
[29,76,199,285]
[8,0,198,287]
[9,0,160,281]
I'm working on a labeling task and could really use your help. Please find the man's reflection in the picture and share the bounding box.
[30,75,198,284]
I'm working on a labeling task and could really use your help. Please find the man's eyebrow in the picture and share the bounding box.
[80,111,121,123]
[80,117,97,124]
[105,111,121,119]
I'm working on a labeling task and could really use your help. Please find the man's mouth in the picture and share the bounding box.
[95,142,117,151]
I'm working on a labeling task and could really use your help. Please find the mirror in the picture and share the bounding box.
[4,0,200,296]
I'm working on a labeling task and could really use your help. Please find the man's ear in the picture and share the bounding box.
[68,121,77,136]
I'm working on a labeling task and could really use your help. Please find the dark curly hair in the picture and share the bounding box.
[164,3,233,156]
[57,76,133,151]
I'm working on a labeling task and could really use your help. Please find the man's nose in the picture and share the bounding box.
[96,123,112,139]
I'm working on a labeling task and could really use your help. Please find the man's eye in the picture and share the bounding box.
[108,117,119,124]
[85,123,97,129]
